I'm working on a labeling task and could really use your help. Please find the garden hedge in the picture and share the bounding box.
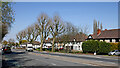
[110,43,118,51]
[118,42,120,51]
[82,40,99,53]
[82,40,112,54]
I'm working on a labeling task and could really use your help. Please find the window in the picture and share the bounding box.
[28,47,33,48]
[112,39,116,43]
[76,46,77,50]
[116,39,119,42]
[110,39,112,42]
[79,46,80,50]
[89,36,92,38]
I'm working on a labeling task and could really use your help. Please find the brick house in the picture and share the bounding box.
[86,29,120,43]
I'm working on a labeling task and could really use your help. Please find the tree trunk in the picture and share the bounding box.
[52,37,55,52]
[40,39,43,51]
[40,30,44,51]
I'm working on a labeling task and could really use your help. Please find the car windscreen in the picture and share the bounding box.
[112,50,116,52]
[112,50,119,52]
[28,47,33,48]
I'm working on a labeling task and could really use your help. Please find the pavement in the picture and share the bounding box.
[0,50,2,68]
[2,49,120,68]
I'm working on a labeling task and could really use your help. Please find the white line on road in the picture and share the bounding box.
[51,63,56,66]
[35,59,40,60]
[95,57,101,58]
[24,55,29,57]
[18,54,24,55]
[96,61,103,62]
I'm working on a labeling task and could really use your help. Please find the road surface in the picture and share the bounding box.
[2,49,119,68]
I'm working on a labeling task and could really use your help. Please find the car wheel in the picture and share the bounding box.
[113,53,116,55]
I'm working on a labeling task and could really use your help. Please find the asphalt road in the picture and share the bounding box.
[2,49,119,68]
[33,51,119,63]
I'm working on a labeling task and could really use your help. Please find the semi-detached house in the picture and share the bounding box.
[86,29,120,43]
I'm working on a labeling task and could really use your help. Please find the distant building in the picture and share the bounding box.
[43,39,52,49]
[21,43,27,48]
[56,33,87,51]
[86,29,120,43]
[42,33,87,51]
[32,41,40,49]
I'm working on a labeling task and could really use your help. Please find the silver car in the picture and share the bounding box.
[108,50,120,56]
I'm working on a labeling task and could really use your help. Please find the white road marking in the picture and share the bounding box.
[51,63,56,66]
[24,55,29,57]
[18,54,24,55]
[96,61,103,62]
[54,56,59,57]
[108,62,117,64]
[35,59,39,60]
[96,57,101,58]
[85,63,96,66]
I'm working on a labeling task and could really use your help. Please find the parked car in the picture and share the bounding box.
[2,46,12,54]
[108,50,120,56]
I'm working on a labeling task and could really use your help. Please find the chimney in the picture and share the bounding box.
[97,29,101,35]
[103,29,107,32]
[105,29,107,31]
[48,37,50,41]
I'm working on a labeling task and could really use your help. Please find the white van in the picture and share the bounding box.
[26,44,33,52]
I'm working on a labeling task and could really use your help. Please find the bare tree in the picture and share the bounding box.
[93,19,97,36]
[8,38,15,46]
[22,25,37,43]
[16,30,25,44]
[65,22,78,35]
[50,15,65,52]
[24,27,32,42]
[60,22,79,44]
[100,22,103,30]
[16,23,40,44]
[30,23,40,43]
[25,23,40,43]
[8,38,15,43]
[37,13,51,51]
[79,25,89,35]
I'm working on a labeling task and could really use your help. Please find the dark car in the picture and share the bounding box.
[2,47,12,54]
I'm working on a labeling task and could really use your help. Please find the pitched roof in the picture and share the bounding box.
[32,41,40,45]
[97,29,120,39]
[56,33,87,42]
[88,34,97,39]
[21,42,27,45]
[88,29,120,39]
[44,40,51,43]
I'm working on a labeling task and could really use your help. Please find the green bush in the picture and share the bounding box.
[71,51,83,54]
[82,40,99,53]
[118,42,120,51]
[36,48,40,51]
[110,43,118,51]
[97,41,111,54]
[59,49,66,53]
[82,40,111,54]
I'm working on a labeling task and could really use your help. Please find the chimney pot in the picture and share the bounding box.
[105,29,107,31]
